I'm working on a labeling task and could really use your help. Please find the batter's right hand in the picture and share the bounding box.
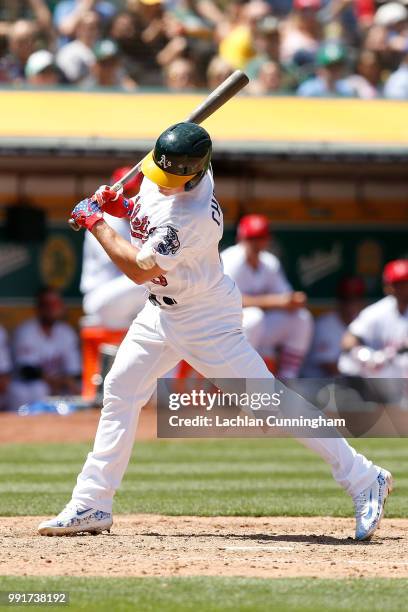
[93,185,134,218]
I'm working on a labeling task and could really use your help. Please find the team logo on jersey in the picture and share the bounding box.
[130,199,151,241]
[157,155,172,169]
[154,226,180,256]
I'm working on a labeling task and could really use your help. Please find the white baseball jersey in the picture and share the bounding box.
[0,325,11,374]
[13,319,81,377]
[302,311,346,377]
[129,171,233,304]
[221,243,291,296]
[81,214,131,295]
[349,295,408,351]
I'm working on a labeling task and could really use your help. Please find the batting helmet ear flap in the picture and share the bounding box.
[184,163,212,192]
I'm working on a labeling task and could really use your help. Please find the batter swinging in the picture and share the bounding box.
[38,123,392,540]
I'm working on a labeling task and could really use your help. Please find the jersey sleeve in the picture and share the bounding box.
[348,308,376,345]
[141,224,193,272]
[220,248,240,280]
[263,254,292,294]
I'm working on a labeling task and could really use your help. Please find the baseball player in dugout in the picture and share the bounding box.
[302,277,366,378]
[8,287,81,411]
[221,215,313,377]
[339,259,408,378]
[38,122,392,541]
[80,167,147,329]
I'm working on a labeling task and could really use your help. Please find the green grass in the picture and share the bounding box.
[0,438,405,517]
[0,577,407,612]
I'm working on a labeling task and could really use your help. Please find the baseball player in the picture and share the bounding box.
[221,215,313,377]
[302,277,365,377]
[38,122,392,540]
[81,167,148,329]
[0,325,11,411]
[8,287,81,410]
[339,259,408,378]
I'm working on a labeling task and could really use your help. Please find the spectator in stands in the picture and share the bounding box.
[384,45,408,99]
[25,49,61,85]
[247,59,283,93]
[221,214,313,378]
[0,20,38,83]
[297,40,355,96]
[347,49,383,98]
[133,0,167,48]
[82,39,137,89]
[8,287,81,411]
[164,56,197,90]
[81,167,147,329]
[373,2,408,54]
[157,7,216,86]
[56,10,100,83]
[245,16,280,80]
[124,0,170,85]
[206,55,234,89]
[53,0,116,41]
[166,0,214,40]
[109,10,145,84]
[0,326,12,412]
[339,260,408,378]
[302,277,365,377]
[219,0,271,70]
[280,0,322,64]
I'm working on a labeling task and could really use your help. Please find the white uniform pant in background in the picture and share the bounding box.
[243,307,313,377]
[83,276,147,329]
[72,289,378,512]
[7,379,50,411]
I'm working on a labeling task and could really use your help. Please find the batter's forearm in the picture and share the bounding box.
[91,220,164,284]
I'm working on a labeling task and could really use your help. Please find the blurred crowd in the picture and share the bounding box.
[0,0,407,97]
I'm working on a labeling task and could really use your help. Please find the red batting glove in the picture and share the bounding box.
[93,184,134,218]
[71,198,103,231]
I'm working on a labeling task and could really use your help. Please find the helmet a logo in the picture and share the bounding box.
[157,155,172,169]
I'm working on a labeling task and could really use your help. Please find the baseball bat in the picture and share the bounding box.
[68,70,249,231]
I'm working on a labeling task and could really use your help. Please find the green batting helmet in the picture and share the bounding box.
[141,122,212,190]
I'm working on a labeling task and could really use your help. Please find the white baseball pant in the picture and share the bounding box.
[83,275,148,329]
[72,286,378,512]
[243,307,313,377]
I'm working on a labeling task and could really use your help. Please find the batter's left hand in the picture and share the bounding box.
[71,198,103,231]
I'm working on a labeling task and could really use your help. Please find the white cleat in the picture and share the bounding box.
[38,503,113,536]
[353,469,393,541]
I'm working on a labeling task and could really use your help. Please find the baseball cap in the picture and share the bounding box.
[294,0,321,10]
[237,215,270,241]
[383,259,408,284]
[110,167,142,196]
[374,2,408,26]
[336,277,365,299]
[93,39,119,62]
[316,41,347,67]
[25,50,55,78]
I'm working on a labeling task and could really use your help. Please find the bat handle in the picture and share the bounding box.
[68,218,81,231]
